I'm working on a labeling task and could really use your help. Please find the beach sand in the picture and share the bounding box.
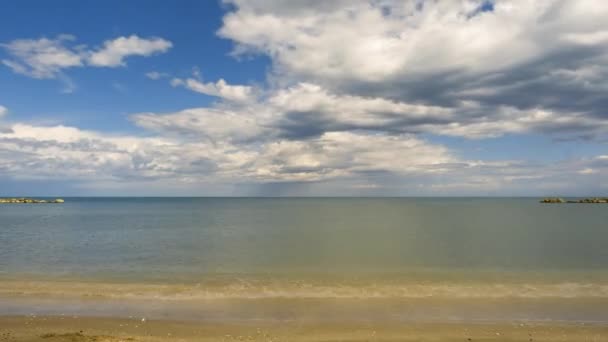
[1,316,608,342]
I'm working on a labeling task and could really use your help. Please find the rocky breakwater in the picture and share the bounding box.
[540,197,608,203]
[0,198,65,204]
[540,197,566,203]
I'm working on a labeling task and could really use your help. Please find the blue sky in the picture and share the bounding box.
[0,0,268,131]
[0,0,607,196]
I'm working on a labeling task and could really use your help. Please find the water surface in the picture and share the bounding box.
[1,198,607,322]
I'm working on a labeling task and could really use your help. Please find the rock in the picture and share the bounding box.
[540,197,565,203]
[542,197,608,204]
[0,198,65,204]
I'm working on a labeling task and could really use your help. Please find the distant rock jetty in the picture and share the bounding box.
[540,197,608,204]
[0,198,65,204]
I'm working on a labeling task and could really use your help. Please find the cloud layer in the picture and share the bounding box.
[220,0,608,139]
[1,0,607,195]
[1,119,606,195]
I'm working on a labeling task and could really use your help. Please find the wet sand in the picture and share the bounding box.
[1,316,608,342]
[2,279,608,340]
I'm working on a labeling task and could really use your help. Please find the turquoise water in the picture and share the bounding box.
[1,197,607,281]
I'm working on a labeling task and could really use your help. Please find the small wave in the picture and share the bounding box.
[1,280,608,300]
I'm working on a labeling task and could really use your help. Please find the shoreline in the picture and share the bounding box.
[2,278,608,325]
[1,315,607,341]
[2,277,608,300]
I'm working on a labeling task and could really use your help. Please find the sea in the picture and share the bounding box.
[1,197,608,323]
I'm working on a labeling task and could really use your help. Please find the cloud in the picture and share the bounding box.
[0,119,451,185]
[88,35,172,67]
[220,1,543,79]
[250,131,452,182]
[0,123,226,182]
[2,34,172,79]
[1,35,83,78]
[171,77,255,102]
[0,105,7,117]
[132,106,267,143]
[219,0,608,140]
[2,119,607,195]
[221,0,608,79]
[578,168,598,175]
[165,81,607,141]
[2,1,608,195]
[145,71,169,80]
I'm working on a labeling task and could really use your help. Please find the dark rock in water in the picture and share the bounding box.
[0,198,65,204]
[580,197,608,204]
[540,197,565,203]
[541,197,608,204]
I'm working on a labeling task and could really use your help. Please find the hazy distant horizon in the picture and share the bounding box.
[0,195,604,199]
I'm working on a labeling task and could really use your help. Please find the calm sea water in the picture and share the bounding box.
[2,197,608,322]
[1,197,607,281]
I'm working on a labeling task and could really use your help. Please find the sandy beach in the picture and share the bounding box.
[2,316,608,342]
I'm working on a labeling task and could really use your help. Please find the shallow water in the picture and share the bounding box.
[1,197,608,322]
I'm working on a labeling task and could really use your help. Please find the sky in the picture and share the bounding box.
[0,0,607,196]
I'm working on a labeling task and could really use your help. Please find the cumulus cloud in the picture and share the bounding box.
[162,81,608,141]
[88,35,172,67]
[127,0,608,193]
[1,34,172,78]
[219,0,608,139]
[1,35,83,78]
[1,119,607,195]
[0,118,453,186]
[171,77,255,102]
[0,105,7,117]
[221,0,608,79]
[251,131,452,182]
[132,106,267,143]
[268,83,451,138]
[0,123,228,182]
[2,1,608,195]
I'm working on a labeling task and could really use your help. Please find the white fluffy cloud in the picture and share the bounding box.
[2,34,172,78]
[218,0,608,140]
[132,106,267,143]
[251,131,452,182]
[3,1,608,195]
[0,123,242,182]
[220,0,608,81]
[0,105,7,117]
[0,118,452,185]
[2,119,607,195]
[171,77,255,102]
[1,35,83,78]
[88,35,172,67]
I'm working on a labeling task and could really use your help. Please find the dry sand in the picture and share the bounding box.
[1,316,608,342]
